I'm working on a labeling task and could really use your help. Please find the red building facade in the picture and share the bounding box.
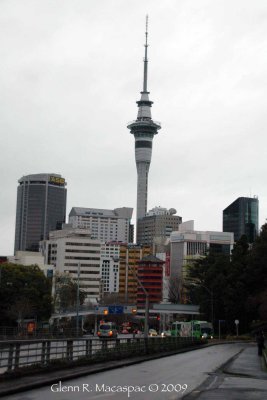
[137,255,163,307]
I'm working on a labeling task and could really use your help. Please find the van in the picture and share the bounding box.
[97,322,118,339]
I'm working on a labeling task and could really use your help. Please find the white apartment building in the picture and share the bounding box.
[69,207,133,243]
[100,243,121,294]
[170,221,234,278]
[40,224,101,303]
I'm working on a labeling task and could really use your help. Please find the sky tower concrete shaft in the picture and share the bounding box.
[127,16,161,234]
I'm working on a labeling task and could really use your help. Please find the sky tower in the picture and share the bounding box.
[127,16,161,235]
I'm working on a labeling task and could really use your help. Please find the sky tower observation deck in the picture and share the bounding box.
[127,16,161,233]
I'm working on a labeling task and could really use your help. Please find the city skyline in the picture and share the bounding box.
[1,0,267,255]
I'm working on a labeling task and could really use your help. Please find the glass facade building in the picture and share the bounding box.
[14,174,67,253]
[223,197,259,243]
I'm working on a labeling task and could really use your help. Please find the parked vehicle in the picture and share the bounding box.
[148,329,158,337]
[97,322,118,338]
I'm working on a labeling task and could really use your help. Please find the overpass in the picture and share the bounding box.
[50,303,200,321]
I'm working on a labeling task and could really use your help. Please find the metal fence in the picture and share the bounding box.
[0,336,202,374]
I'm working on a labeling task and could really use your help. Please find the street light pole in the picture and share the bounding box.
[187,280,214,326]
[76,262,81,337]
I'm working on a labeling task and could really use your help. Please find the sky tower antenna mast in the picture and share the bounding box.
[127,16,161,240]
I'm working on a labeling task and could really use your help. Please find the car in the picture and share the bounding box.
[97,322,118,338]
[160,330,172,337]
[148,329,158,337]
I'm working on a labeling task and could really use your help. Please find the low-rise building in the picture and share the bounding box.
[8,251,55,278]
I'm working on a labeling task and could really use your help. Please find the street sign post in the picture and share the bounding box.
[218,320,226,341]
[234,319,239,337]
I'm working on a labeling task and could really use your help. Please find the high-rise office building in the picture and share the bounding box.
[137,206,182,246]
[69,207,133,243]
[127,17,161,233]
[223,197,259,242]
[14,173,67,253]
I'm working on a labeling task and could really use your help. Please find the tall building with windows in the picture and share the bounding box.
[170,221,234,279]
[223,197,259,243]
[118,244,152,304]
[40,224,101,303]
[137,206,182,247]
[100,242,120,294]
[69,207,133,243]
[127,17,161,233]
[137,255,163,307]
[14,173,67,253]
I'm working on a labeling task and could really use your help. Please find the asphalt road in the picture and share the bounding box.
[2,342,265,400]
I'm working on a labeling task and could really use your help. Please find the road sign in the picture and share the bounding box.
[108,305,123,314]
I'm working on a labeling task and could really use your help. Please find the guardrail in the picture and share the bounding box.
[0,327,88,340]
[0,337,203,374]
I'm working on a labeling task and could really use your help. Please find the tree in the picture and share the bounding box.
[186,253,230,326]
[184,227,267,333]
[168,274,183,303]
[245,224,267,320]
[54,273,87,311]
[0,263,53,326]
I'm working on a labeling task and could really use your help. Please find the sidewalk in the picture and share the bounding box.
[186,343,267,399]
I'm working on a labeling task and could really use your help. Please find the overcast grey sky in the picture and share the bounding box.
[1,0,267,255]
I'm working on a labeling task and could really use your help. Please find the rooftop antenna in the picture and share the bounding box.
[143,14,149,93]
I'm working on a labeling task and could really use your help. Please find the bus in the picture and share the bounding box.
[193,321,213,339]
[171,320,213,339]
[171,321,192,337]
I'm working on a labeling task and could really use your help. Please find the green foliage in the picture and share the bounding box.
[54,273,87,311]
[185,225,267,333]
[0,263,53,326]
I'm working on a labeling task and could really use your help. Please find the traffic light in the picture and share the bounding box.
[103,309,109,316]
[131,308,137,314]
[156,315,160,321]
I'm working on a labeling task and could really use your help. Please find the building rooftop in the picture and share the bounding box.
[69,207,133,219]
